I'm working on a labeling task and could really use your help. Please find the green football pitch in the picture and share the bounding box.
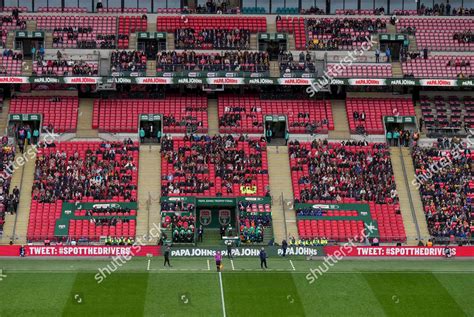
[0,257,473,317]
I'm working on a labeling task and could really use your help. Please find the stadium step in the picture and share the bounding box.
[269,61,280,77]
[391,62,403,78]
[250,34,258,50]
[129,33,137,50]
[75,98,98,138]
[267,19,277,33]
[22,59,32,76]
[6,32,14,50]
[386,22,397,34]
[44,32,53,49]
[3,147,36,245]
[147,22,156,33]
[166,33,175,50]
[26,20,37,32]
[136,145,161,244]
[328,100,350,139]
[267,146,297,243]
[414,101,426,138]
[390,146,430,245]
[207,98,219,135]
[408,35,418,52]
[146,60,157,77]
[287,34,296,50]
[0,99,10,135]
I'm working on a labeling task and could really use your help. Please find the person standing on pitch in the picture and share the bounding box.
[215,251,222,272]
[164,245,172,267]
[198,225,203,242]
[226,241,233,259]
[281,239,288,257]
[260,247,268,269]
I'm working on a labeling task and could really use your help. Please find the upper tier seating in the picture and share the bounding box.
[160,135,269,197]
[174,28,251,49]
[156,16,266,33]
[93,97,208,133]
[345,98,415,134]
[118,16,147,49]
[0,15,27,48]
[32,15,117,49]
[420,95,474,135]
[98,8,147,13]
[276,17,306,50]
[0,51,23,75]
[305,18,387,50]
[156,51,269,74]
[397,18,474,51]
[402,55,474,78]
[110,50,147,74]
[33,56,99,76]
[38,7,87,13]
[327,63,392,78]
[218,95,333,134]
[28,141,139,241]
[412,141,473,239]
[9,97,79,133]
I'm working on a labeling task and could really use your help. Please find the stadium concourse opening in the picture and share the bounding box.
[138,113,162,144]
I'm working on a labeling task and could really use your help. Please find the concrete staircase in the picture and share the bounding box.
[408,35,418,52]
[267,146,297,243]
[390,147,430,245]
[269,61,280,77]
[166,33,175,50]
[391,62,403,78]
[147,22,156,33]
[328,100,350,139]
[6,32,14,50]
[128,33,137,50]
[287,34,296,50]
[0,148,36,244]
[146,60,157,77]
[136,145,161,243]
[22,59,32,76]
[26,21,37,32]
[76,99,98,138]
[44,32,53,49]
[207,98,219,135]
[267,20,277,33]
[414,101,426,137]
[386,23,397,34]
[250,34,258,50]
[0,99,10,135]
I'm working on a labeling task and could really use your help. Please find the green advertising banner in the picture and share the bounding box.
[384,116,416,123]
[137,32,166,39]
[15,31,44,38]
[9,113,41,121]
[169,245,323,257]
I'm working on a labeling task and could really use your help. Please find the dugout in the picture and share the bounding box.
[160,197,197,245]
[264,114,287,139]
[8,113,42,139]
[136,32,167,59]
[258,33,287,60]
[138,114,162,143]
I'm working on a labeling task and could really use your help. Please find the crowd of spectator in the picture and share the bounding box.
[418,3,474,16]
[168,215,195,243]
[161,200,195,212]
[1,11,26,30]
[175,28,251,49]
[192,0,238,14]
[157,50,269,73]
[279,51,317,74]
[53,26,117,49]
[2,49,22,60]
[32,140,138,203]
[110,50,147,73]
[34,56,98,76]
[453,31,474,44]
[412,140,472,239]
[386,129,413,147]
[306,18,386,50]
[239,213,270,243]
[160,134,269,196]
[0,137,17,234]
[289,140,397,204]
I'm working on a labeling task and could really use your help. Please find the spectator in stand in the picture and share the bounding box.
[110,50,147,73]
[175,28,251,50]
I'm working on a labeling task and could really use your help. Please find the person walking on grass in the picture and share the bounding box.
[164,245,172,267]
[215,251,222,272]
[260,247,268,269]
